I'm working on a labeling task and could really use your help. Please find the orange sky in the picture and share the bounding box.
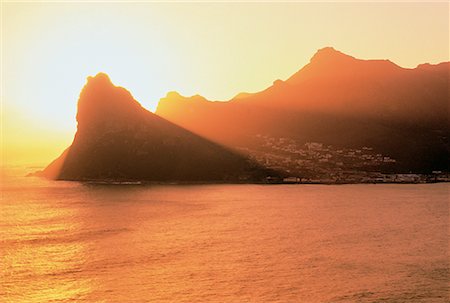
[2,1,449,165]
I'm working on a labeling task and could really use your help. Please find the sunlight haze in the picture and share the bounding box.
[2,2,449,165]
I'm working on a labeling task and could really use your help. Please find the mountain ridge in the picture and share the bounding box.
[37,47,449,182]
[156,47,449,174]
[157,47,448,106]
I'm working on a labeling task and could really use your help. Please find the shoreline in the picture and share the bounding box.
[47,178,450,186]
[13,167,450,186]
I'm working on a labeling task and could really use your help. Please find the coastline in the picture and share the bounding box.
[6,166,449,186]
[31,176,450,186]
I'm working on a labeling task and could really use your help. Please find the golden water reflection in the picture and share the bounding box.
[1,182,93,302]
[1,174,448,302]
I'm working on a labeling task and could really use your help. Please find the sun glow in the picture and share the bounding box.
[2,2,449,165]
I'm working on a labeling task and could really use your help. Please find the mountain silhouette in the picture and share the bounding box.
[39,73,272,182]
[156,47,449,173]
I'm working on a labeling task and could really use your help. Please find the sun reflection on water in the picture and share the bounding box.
[1,186,93,302]
[1,172,448,302]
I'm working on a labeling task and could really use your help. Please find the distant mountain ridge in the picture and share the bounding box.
[39,73,271,182]
[156,47,449,173]
[158,47,448,125]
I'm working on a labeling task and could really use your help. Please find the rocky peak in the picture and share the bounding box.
[309,47,356,65]
[76,73,145,129]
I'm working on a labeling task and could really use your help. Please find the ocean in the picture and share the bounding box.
[1,168,448,302]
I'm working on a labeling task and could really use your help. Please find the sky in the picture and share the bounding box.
[2,1,449,165]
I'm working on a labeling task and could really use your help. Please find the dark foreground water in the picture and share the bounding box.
[1,169,448,302]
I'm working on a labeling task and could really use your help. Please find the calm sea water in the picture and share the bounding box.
[1,168,448,302]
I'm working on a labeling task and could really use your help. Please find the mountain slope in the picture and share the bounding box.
[156,47,449,173]
[39,73,271,182]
